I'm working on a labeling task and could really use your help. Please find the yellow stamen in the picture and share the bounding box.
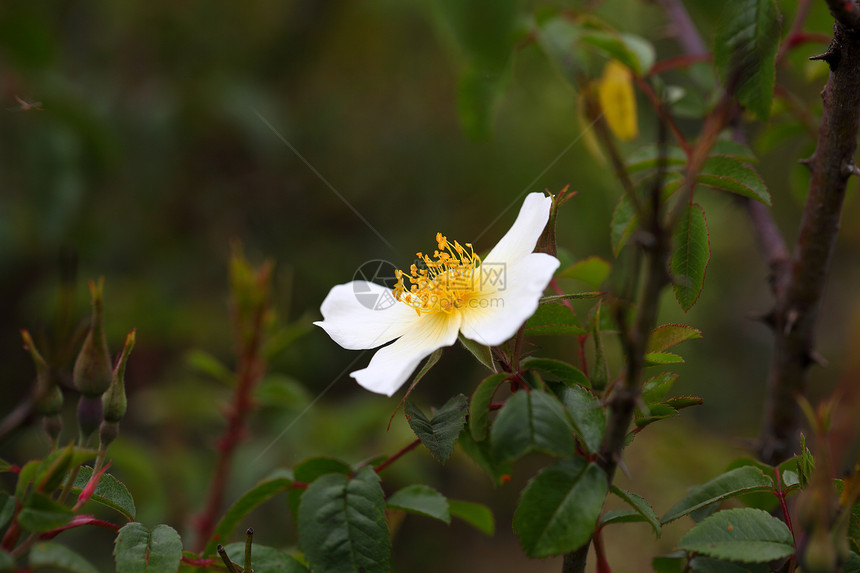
[393,233,483,315]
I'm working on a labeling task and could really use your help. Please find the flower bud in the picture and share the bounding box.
[21,330,64,416]
[77,395,103,442]
[43,414,63,446]
[802,528,838,573]
[73,278,113,397]
[102,330,135,424]
[98,420,119,449]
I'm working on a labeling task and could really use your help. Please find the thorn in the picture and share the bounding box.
[749,310,776,329]
[784,308,800,336]
[799,155,815,172]
[842,161,860,177]
[809,41,841,71]
[809,350,829,368]
[616,457,632,480]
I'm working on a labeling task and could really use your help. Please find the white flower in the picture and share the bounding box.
[314,192,560,396]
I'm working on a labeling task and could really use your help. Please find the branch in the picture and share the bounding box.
[760,19,860,464]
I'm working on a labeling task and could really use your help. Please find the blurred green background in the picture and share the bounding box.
[2,0,859,570]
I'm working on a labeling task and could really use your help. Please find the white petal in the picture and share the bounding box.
[314,281,420,350]
[483,193,553,265]
[459,252,559,347]
[351,311,462,396]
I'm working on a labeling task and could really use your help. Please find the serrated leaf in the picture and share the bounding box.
[206,468,294,556]
[601,508,647,526]
[18,492,73,532]
[522,357,589,388]
[689,556,769,572]
[665,396,704,410]
[662,467,775,524]
[698,156,771,206]
[387,485,450,524]
[406,394,468,463]
[221,543,309,572]
[288,459,352,519]
[626,145,687,176]
[558,256,611,288]
[513,459,608,557]
[678,508,793,563]
[490,390,576,463]
[114,522,182,573]
[635,403,679,428]
[671,203,710,311]
[457,430,512,485]
[470,373,507,442]
[560,385,605,454]
[459,333,493,370]
[524,303,587,336]
[652,552,687,573]
[29,542,99,573]
[72,466,136,521]
[714,0,780,120]
[645,352,685,365]
[710,141,758,162]
[448,499,494,535]
[298,467,390,573]
[611,486,660,537]
[648,324,702,353]
[845,552,860,573]
[642,372,679,403]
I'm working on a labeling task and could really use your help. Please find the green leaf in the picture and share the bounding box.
[698,156,771,206]
[642,372,679,403]
[29,542,99,573]
[560,385,605,454]
[645,352,685,365]
[72,466,136,521]
[580,31,655,75]
[710,141,758,163]
[536,16,586,86]
[648,324,702,353]
[611,486,660,537]
[635,403,679,428]
[626,145,687,177]
[610,193,638,257]
[457,66,509,139]
[845,552,860,573]
[406,394,469,463]
[470,373,507,442]
[185,349,233,385]
[0,494,14,530]
[524,303,587,336]
[590,302,609,391]
[665,396,704,410]
[689,557,769,572]
[661,467,775,524]
[298,467,390,573]
[206,468,294,556]
[459,333,493,370]
[558,256,611,288]
[448,499,494,535]
[114,522,182,573]
[652,552,687,573]
[288,459,351,519]
[714,0,780,120]
[0,549,12,570]
[678,508,793,563]
[522,357,589,388]
[513,459,608,557]
[221,543,309,572]
[457,430,512,485]
[491,390,576,463]
[671,203,710,312]
[601,508,647,526]
[18,492,73,532]
[387,485,450,524]
[0,459,11,473]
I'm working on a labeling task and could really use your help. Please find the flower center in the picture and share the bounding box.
[393,233,482,315]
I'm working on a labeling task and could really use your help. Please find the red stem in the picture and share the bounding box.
[592,527,612,573]
[374,439,421,474]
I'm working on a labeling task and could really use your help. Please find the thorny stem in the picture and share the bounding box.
[761,12,860,465]
[194,265,271,553]
[374,439,421,474]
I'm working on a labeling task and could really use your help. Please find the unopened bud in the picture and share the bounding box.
[21,330,64,416]
[98,420,120,450]
[102,330,135,424]
[73,278,113,397]
[802,528,838,573]
[77,395,103,442]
